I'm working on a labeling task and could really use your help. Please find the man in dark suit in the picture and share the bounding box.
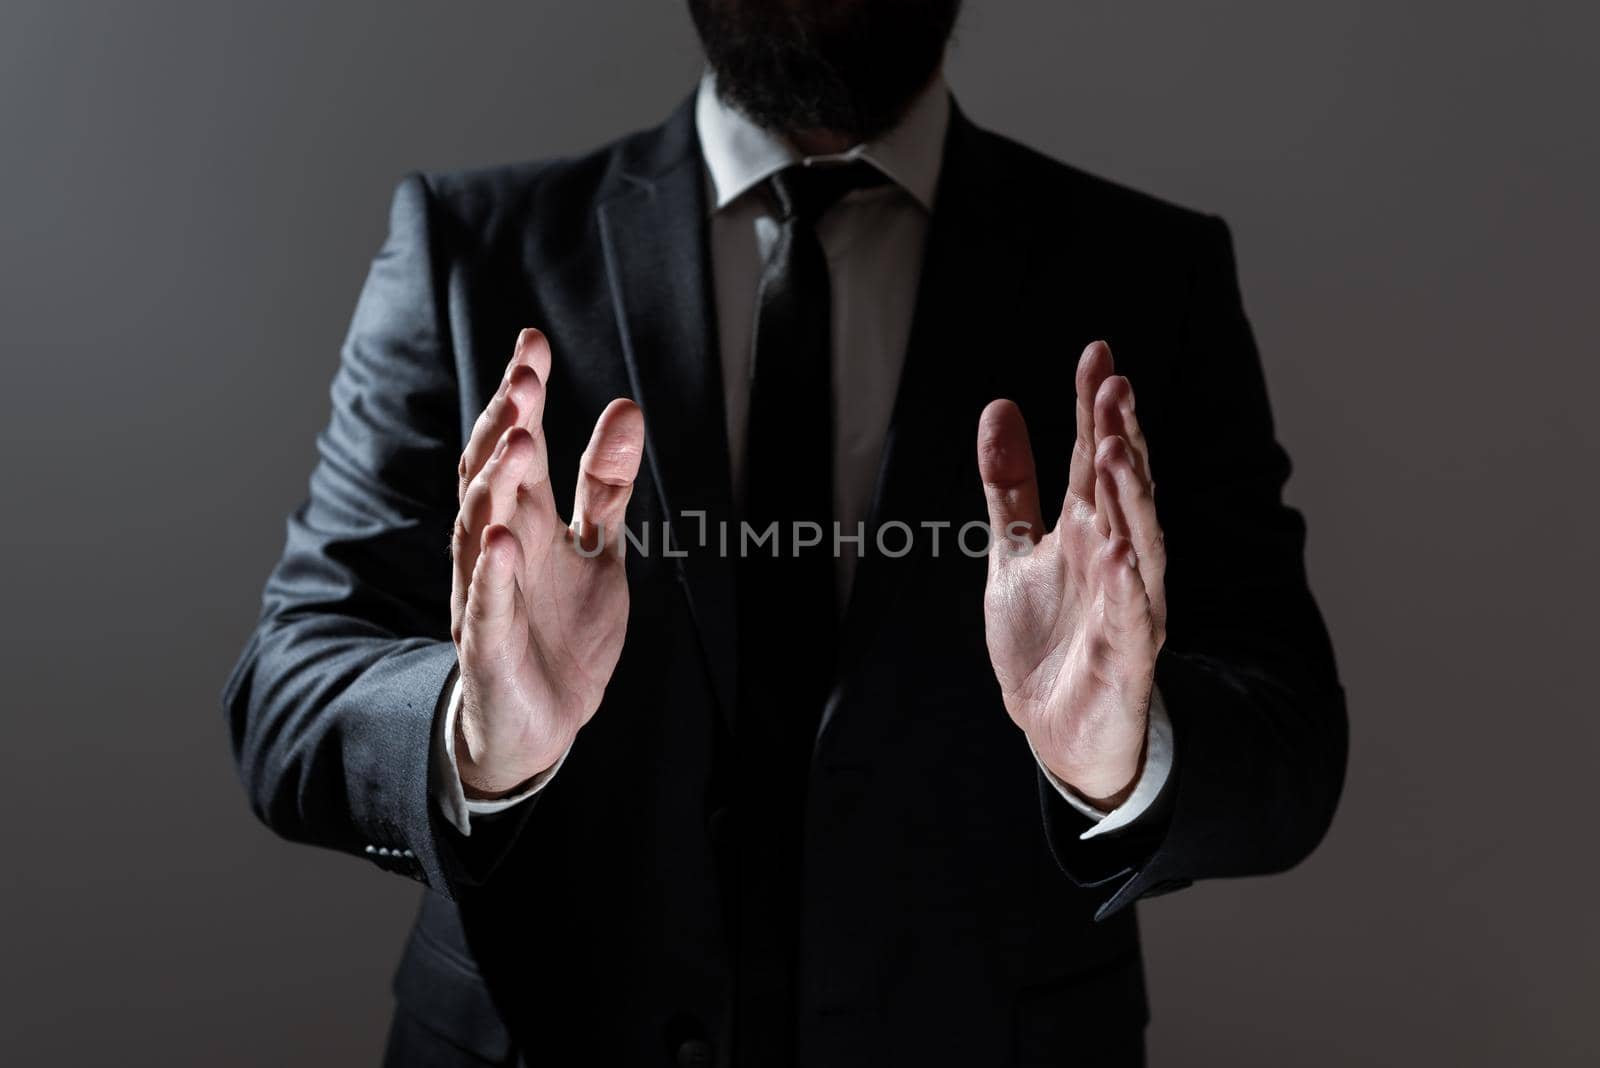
[225,2,1346,1064]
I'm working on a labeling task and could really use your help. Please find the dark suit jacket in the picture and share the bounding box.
[225,95,1346,1067]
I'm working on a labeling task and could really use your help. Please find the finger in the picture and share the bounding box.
[506,327,553,386]
[452,428,535,639]
[1067,340,1115,506]
[459,362,547,503]
[1099,434,1167,637]
[572,399,645,555]
[458,330,551,503]
[1093,435,1134,541]
[1093,375,1149,485]
[1118,380,1152,489]
[505,430,563,567]
[977,399,1045,555]
[460,524,523,668]
[1096,535,1156,667]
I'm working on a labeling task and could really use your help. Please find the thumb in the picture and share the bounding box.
[977,399,1044,561]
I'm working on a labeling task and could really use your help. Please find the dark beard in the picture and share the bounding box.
[688,0,962,143]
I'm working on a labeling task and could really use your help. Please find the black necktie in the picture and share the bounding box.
[734,159,889,1066]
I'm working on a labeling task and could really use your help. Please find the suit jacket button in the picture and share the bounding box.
[676,1038,712,1067]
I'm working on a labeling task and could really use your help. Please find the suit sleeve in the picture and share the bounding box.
[222,175,519,897]
[1041,215,1349,920]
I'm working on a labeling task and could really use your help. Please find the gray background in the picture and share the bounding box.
[2,1,1595,1063]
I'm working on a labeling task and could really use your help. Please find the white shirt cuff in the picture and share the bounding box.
[1032,685,1174,840]
[432,674,570,837]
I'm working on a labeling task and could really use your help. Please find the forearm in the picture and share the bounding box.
[225,612,459,891]
[1039,213,1348,916]
[223,170,481,891]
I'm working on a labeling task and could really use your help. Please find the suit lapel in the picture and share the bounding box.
[598,101,740,729]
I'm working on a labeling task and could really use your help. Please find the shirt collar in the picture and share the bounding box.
[694,69,950,213]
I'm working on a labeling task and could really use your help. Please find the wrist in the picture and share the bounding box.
[454,701,568,800]
[1040,739,1146,814]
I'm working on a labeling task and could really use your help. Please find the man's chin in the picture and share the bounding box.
[689,0,962,143]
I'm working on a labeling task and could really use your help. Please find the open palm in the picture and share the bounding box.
[450,329,644,797]
[978,341,1167,807]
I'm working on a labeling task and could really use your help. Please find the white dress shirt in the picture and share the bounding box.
[435,73,1173,839]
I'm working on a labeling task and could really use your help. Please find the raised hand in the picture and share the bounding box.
[450,329,645,798]
[977,341,1167,809]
